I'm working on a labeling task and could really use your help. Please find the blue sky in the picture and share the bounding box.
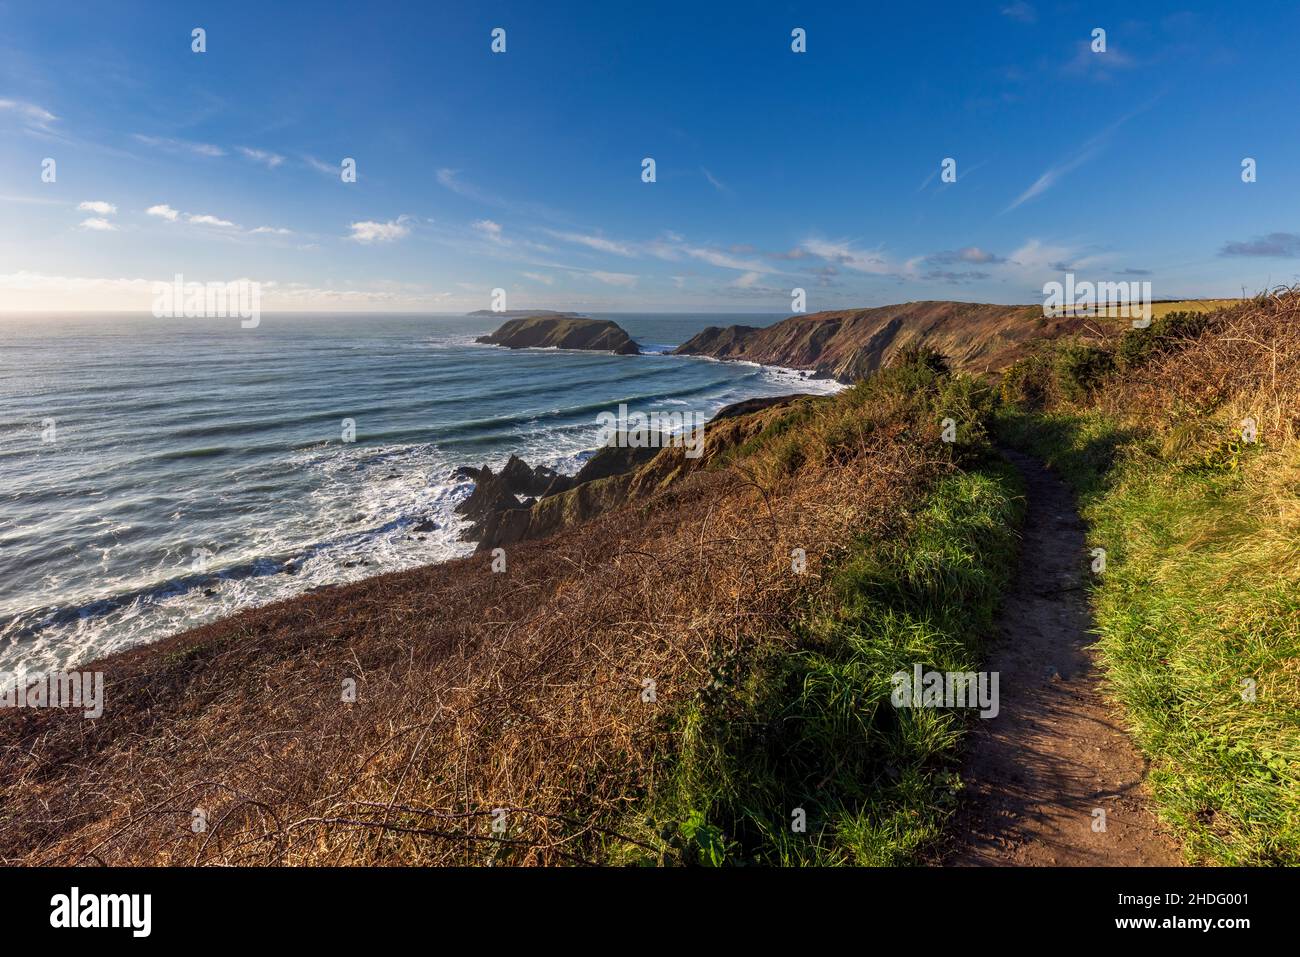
[2,0,1299,312]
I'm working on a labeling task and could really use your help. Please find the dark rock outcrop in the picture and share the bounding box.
[476,314,639,355]
[453,454,577,542]
[458,395,808,552]
[571,437,664,485]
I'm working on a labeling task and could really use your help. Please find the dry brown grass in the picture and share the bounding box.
[999,287,1300,863]
[1099,287,1300,445]
[0,392,946,865]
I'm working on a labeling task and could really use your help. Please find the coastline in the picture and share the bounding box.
[8,349,847,675]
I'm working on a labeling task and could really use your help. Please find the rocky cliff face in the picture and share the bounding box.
[476,315,639,355]
[460,395,808,551]
[674,301,1090,382]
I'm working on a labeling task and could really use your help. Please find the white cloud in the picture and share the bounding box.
[348,217,411,243]
[435,168,566,221]
[436,168,490,202]
[684,246,770,272]
[1003,239,1094,279]
[1003,151,1100,212]
[800,239,897,276]
[238,146,285,168]
[522,271,554,285]
[701,168,730,193]
[0,98,58,131]
[732,271,764,289]
[1000,2,1036,23]
[1003,101,1154,213]
[77,200,117,215]
[79,217,117,232]
[146,203,243,230]
[187,213,239,228]
[645,240,683,262]
[543,229,635,257]
[250,226,293,235]
[472,219,504,242]
[304,156,337,176]
[589,271,637,287]
[133,134,224,157]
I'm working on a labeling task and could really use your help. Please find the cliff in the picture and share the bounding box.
[461,395,804,551]
[673,300,1095,382]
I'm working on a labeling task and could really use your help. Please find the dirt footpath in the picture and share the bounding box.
[945,449,1184,866]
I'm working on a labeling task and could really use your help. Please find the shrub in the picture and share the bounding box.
[1051,342,1115,403]
[1000,350,1054,410]
[1115,310,1212,371]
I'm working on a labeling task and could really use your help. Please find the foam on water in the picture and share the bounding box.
[0,311,830,672]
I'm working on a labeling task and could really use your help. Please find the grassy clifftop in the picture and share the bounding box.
[996,290,1300,864]
[0,350,1020,866]
[675,300,1082,382]
[6,292,1288,867]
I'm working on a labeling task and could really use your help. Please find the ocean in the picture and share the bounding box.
[0,312,839,673]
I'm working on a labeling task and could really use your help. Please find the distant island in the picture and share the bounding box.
[476,313,640,355]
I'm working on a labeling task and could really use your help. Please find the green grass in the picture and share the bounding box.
[640,456,1023,865]
[619,355,1026,866]
[996,407,1300,864]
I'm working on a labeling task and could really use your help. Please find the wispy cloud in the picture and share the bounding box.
[348,217,412,243]
[542,229,635,257]
[926,246,1006,265]
[1003,147,1104,212]
[1000,2,1036,23]
[472,219,505,243]
[588,270,637,287]
[437,168,497,205]
[1003,238,1096,278]
[684,245,772,273]
[1061,39,1138,80]
[304,156,338,176]
[237,146,284,168]
[1003,100,1156,213]
[522,271,554,285]
[133,134,225,157]
[0,98,58,132]
[801,238,898,276]
[78,217,116,232]
[435,168,567,221]
[701,168,730,193]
